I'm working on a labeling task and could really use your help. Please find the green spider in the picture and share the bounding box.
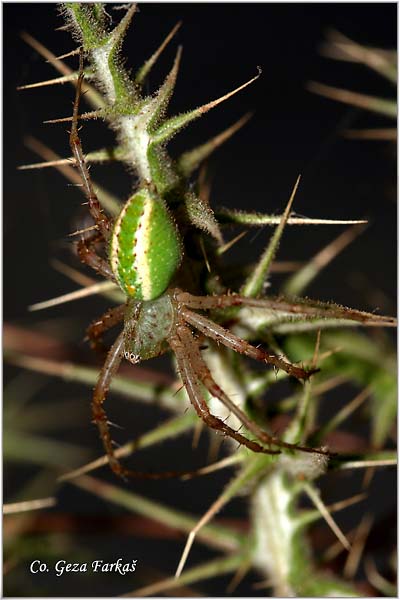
[68,50,327,480]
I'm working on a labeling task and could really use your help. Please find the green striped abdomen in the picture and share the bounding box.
[110,188,182,300]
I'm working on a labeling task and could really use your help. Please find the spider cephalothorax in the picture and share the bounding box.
[122,294,174,363]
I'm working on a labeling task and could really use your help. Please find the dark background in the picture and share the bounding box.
[4,3,396,597]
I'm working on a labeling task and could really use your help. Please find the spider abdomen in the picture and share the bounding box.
[110,188,182,301]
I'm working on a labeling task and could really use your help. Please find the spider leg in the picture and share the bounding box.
[178,325,327,456]
[92,330,127,477]
[70,50,112,241]
[169,324,280,455]
[92,330,229,480]
[180,306,315,380]
[76,231,116,280]
[175,290,396,327]
[86,303,126,352]
[175,290,243,310]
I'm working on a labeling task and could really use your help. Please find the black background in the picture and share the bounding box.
[4,3,397,597]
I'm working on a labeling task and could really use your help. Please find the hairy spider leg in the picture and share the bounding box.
[69,49,112,241]
[92,325,229,480]
[91,330,125,476]
[175,291,397,328]
[178,324,328,456]
[180,306,315,380]
[170,325,280,455]
[86,303,126,352]
[69,50,117,282]
[76,231,115,280]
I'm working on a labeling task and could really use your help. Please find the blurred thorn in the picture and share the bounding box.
[323,528,357,563]
[318,386,372,440]
[68,225,99,237]
[175,490,231,578]
[20,31,72,76]
[337,458,396,471]
[47,47,81,62]
[17,73,78,90]
[44,109,101,124]
[307,81,396,119]
[29,280,118,311]
[317,346,344,362]
[59,413,197,483]
[303,482,351,552]
[343,513,373,579]
[320,29,397,84]
[252,577,274,590]
[23,135,81,183]
[199,237,211,273]
[325,492,367,515]
[127,554,241,597]
[198,163,212,206]
[51,259,98,287]
[314,374,349,395]
[217,231,248,256]
[226,556,252,593]
[3,496,57,515]
[136,21,182,85]
[364,556,397,596]
[191,419,203,449]
[22,136,120,214]
[343,128,396,141]
[207,433,223,464]
[311,329,321,369]
[181,455,243,481]
[362,466,375,490]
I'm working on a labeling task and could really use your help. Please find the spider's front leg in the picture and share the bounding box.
[170,325,280,456]
[176,290,397,328]
[76,231,116,281]
[69,50,112,242]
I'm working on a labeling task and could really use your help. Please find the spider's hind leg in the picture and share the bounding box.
[91,330,127,477]
[92,327,214,480]
[177,324,327,456]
